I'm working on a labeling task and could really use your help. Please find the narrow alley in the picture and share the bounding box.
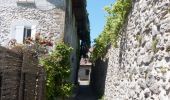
[75,85,97,100]
[74,57,98,100]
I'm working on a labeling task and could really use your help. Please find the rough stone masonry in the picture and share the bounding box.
[96,0,170,99]
[0,0,65,46]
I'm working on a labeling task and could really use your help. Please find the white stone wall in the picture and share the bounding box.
[104,0,170,99]
[0,0,65,10]
[0,0,80,84]
[0,0,65,46]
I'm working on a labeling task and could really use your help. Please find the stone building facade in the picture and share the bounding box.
[0,0,90,83]
[91,0,170,100]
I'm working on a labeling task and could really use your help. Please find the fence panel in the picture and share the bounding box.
[0,73,2,100]
[37,67,46,100]
[0,47,22,100]
[0,46,46,100]
[20,47,45,100]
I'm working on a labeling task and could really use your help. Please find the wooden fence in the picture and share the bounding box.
[0,46,46,100]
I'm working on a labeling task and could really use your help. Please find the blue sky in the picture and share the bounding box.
[87,0,115,44]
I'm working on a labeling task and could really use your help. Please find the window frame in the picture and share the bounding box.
[17,0,35,4]
[23,26,32,41]
[14,25,36,44]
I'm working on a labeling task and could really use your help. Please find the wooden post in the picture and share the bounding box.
[38,67,46,100]
[0,73,2,100]
[19,73,25,100]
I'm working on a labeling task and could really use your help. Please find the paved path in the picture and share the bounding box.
[74,85,98,100]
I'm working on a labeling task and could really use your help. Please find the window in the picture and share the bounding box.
[17,0,35,3]
[15,26,36,44]
[85,69,89,75]
[23,27,31,41]
[15,26,25,44]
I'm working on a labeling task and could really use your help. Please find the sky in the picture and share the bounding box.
[87,0,115,44]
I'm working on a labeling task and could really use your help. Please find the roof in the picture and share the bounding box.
[80,58,92,66]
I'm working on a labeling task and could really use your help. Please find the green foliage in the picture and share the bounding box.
[99,96,105,100]
[91,0,132,61]
[160,66,168,74]
[40,43,73,100]
[152,38,158,53]
[136,34,143,47]
[166,46,170,52]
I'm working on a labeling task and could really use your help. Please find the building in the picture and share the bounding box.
[0,0,90,83]
[78,58,92,85]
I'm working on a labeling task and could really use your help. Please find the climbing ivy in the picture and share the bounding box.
[91,0,132,61]
[40,43,73,100]
[152,38,158,53]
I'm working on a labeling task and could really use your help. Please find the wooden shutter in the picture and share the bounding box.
[31,25,36,40]
[15,26,24,44]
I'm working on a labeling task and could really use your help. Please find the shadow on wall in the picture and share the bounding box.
[119,32,128,69]
[90,58,109,99]
[118,18,129,69]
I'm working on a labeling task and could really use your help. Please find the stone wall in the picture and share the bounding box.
[0,0,80,84]
[0,46,46,100]
[93,0,170,99]
[0,0,65,46]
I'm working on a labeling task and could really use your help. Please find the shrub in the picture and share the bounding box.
[40,43,73,100]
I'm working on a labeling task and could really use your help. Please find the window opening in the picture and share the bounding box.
[23,27,31,41]
[85,69,89,75]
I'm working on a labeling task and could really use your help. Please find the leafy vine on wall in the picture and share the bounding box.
[40,43,73,100]
[91,0,132,61]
